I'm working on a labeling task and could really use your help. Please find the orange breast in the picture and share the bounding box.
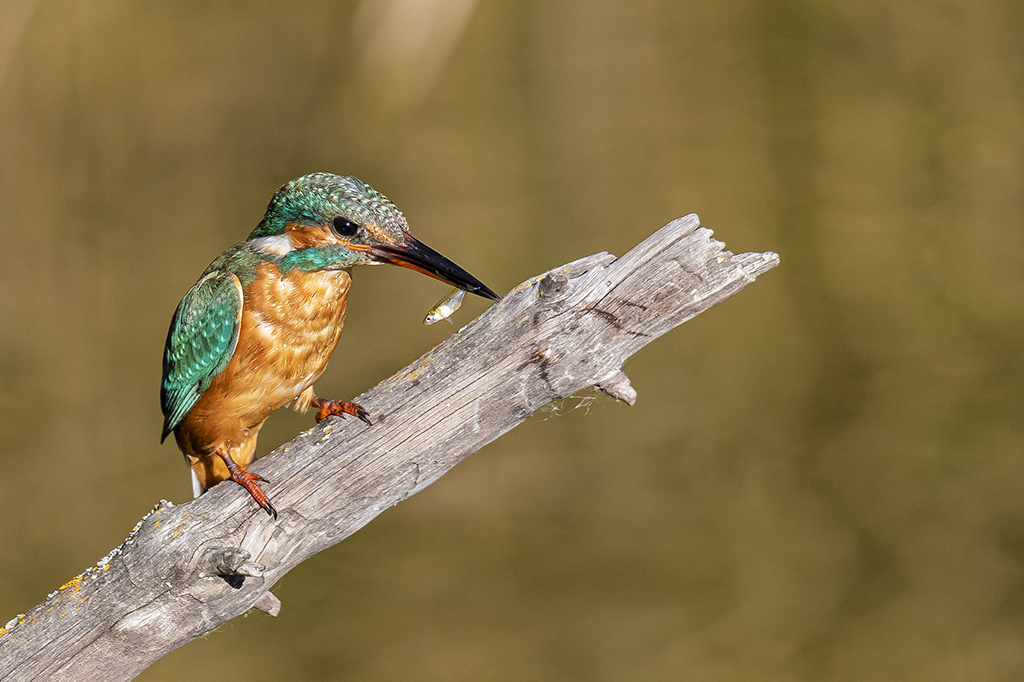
[174,261,351,465]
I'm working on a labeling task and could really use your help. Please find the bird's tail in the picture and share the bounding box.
[191,468,206,498]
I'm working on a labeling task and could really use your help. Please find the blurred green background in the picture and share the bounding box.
[2,0,1023,680]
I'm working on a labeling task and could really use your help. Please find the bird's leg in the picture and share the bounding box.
[309,395,372,425]
[215,447,277,519]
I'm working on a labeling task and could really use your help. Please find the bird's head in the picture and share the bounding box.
[248,173,498,300]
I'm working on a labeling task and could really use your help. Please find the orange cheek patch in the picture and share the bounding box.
[285,222,334,249]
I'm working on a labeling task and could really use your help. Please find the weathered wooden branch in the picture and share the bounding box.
[0,215,778,681]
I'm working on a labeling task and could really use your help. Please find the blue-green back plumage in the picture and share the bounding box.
[160,269,243,441]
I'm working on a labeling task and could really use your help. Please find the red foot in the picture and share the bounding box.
[216,449,277,519]
[310,397,372,426]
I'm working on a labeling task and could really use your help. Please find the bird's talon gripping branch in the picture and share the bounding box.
[216,450,277,519]
[311,397,372,425]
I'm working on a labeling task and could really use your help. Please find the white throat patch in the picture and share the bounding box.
[250,234,293,256]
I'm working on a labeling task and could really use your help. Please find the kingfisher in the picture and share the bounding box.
[160,173,499,518]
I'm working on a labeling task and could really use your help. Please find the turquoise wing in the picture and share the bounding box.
[160,270,243,441]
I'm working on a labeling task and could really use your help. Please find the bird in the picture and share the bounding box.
[160,173,499,518]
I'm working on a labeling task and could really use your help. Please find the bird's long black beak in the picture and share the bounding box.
[370,236,500,300]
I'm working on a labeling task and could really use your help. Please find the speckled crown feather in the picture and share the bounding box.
[248,173,409,239]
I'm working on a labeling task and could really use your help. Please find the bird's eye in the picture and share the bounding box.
[332,216,359,237]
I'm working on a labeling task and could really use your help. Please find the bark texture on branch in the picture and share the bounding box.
[0,215,778,681]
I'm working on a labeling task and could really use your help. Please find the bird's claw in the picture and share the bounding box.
[311,398,372,426]
[216,450,277,519]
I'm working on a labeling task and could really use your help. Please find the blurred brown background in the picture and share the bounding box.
[1,1,1023,680]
